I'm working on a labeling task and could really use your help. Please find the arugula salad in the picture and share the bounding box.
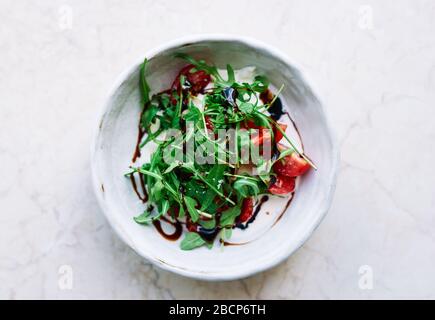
[126,53,315,250]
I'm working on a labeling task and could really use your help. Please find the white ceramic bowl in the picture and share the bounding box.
[91,35,339,281]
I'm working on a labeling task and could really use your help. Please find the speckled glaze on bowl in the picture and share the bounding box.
[91,34,339,281]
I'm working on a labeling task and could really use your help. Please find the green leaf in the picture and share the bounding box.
[276,148,294,162]
[140,58,151,104]
[183,104,202,123]
[174,52,224,82]
[233,177,260,198]
[220,204,241,227]
[226,64,235,84]
[184,196,199,222]
[239,102,255,114]
[199,218,216,229]
[180,232,206,250]
[163,161,181,174]
[136,168,163,180]
[220,228,232,241]
[251,75,269,92]
[251,112,273,129]
[133,210,152,225]
[200,164,226,211]
[256,159,273,184]
[153,199,170,221]
[150,180,164,202]
[141,103,158,129]
[178,205,185,219]
[185,180,207,200]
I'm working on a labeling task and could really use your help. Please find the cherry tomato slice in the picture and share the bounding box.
[172,64,211,95]
[268,175,296,195]
[238,197,255,223]
[273,122,287,143]
[242,119,263,129]
[251,128,272,146]
[273,151,311,177]
[204,115,214,131]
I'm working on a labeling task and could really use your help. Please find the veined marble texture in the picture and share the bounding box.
[1,0,435,299]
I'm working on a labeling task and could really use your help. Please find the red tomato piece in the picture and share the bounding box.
[204,115,214,131]
[273,122,287,143]
[273,151,311,177]
[238,197,254,223]
[186,217,197,232]
[268,175,296,195]
[243,119,263,129]
[251,128,272,146]
[172,64,211,95]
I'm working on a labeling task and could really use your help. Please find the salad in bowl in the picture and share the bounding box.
[92,35,338,280]
[126,53,316,250]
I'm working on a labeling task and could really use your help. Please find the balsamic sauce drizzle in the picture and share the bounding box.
[129,173,148,203]
[273,192,295,226]
[152,216,183,241]
[236,196,269,230]
[260,89,284,121]
[132,108,146,163]
[223,192,296,246]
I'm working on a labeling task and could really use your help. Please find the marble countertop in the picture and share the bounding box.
[1,0,435,299]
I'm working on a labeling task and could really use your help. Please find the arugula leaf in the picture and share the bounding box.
[150,180,164,202]
[180,232,206,250]
[133,210,152,225]
[183,104,202,123]
[199,218,216,229]
[276,148,294,162]
[220,204,241,227]
[251,75,269,92]
[174,53,223,82]
[184,196,199,222]
[140,58,150,104]
[164,161,181,174]
[239,102,255,114]
[153,199,170,221]
[233,177,260,198]
[226,64,235,84]
[136,168,162,180]
[200,164,226,211]
[220,228,232,242]
[133,200,169,224]
[141,103,158,130]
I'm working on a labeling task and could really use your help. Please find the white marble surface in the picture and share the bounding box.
[1,0,435,299]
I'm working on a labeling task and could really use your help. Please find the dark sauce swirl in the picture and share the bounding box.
[152,216,182,241]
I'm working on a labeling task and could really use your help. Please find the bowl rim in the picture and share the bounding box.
[90,34,340,281]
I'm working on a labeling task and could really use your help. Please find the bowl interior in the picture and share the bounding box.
[92,38,338,280]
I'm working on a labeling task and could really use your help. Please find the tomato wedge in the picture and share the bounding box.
[244,120,286,146]
[238,197,254,223]
[243,120,270,147]
[268,175,296,195]
[172,64,211,95]
[251,128,272,146]
[273,122,287,143]
[204,115,214,131]
[242,119,262,130]
[273,151,311,177]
